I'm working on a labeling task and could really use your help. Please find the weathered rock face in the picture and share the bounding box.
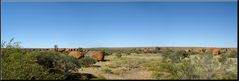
[144,48,148,52]
[195,48,200,53]
[86,51,105,61]
[141,48,156,53]
[211,48,220,55]
[202,48,207,53]
[68,51,84,59]
[57,48,66,52]
[185,48,192,52]
[196,48,206,53]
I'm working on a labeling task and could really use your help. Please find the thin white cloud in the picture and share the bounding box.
[2,0,237,2]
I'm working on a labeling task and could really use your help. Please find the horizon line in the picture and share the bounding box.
[17,46,237,49]
[2,0,237,3]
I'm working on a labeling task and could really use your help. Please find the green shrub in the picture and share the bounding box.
[227,51,237,58]
[161,50,190,63]
[160,51,173,58]
[3,50,81,80]
[153,54,237,80]
[187,51,198,55]
[35,51,81,73]
[1,39,83,80]
[1,38,21,48]
[218,53,228,64]
[104,51,112,56]
[2,39,65,80]
[78,56,97,67]
[77,48,83,52]
[115,53,122,58]
[150,62,174,79]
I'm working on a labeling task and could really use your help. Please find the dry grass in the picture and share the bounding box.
[78,54,162,79]
[78,53,237,80]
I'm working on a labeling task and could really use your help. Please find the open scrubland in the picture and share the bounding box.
[1,39,237,80]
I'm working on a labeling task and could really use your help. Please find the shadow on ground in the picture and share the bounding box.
[90,65,101,67]
[66,73,104,80]
[101,59,110,62]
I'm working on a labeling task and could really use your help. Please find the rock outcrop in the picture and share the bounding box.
[68,51,84,59]
[86,51,105,61]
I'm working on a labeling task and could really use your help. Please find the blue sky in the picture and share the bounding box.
[1,2,237,48]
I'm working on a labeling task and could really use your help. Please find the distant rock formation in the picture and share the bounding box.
[57,48,66,52]
[211,48,221,55]
[86,51,105,61]
[68,51,84,59]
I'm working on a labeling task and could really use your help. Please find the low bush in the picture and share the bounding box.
[115,53,122,58]
[35,51,81,73]
[78,56,97,67]
[161,50,190,63]
[2,50,82,80]
[1,39,87,80]
[2,39,65,80]
[152,54,237,80]
[218,53,228,64]
[226,51,237,58]
[77,48,83,52]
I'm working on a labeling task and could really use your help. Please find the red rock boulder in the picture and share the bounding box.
[185,48,192,52]
[196,48,206,53]
[211,48,220,55]
[57,48,66,52]
[86,51,105,61]
[68,51,84,59]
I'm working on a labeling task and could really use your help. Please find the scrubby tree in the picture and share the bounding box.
[54,44,58,51]
[2,39,100,80]
[78,47,83,52]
